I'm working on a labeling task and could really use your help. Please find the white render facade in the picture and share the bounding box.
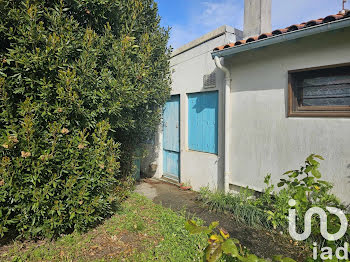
[222,26,350,202]
[141,18,350,203]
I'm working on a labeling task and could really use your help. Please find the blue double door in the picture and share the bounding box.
[163,95,180,181]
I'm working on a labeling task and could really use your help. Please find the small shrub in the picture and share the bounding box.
[265,154,349,248]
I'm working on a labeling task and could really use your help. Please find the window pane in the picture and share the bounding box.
[303,97,350,106]
[292,65,350,110]
[302,84,350,106]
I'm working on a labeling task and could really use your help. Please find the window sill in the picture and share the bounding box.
[186,149,218,156]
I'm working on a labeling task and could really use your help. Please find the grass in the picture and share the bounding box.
[0,193,207,262]
[198,187,271,229]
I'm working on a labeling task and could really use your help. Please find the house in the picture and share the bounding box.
[142,0,350,203]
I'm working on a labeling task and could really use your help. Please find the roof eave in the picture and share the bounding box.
[211,17,350,59]
[171,25,242,58]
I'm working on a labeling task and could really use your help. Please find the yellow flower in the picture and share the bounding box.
[21,151,31,158]
[9,136,19,143]
[209,234,221,243]
[219,228,230,239]
[99,163,105,169]
[61,128,69,134]
[2,144,8,149]
[78,144,85,149]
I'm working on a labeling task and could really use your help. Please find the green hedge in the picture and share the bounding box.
[0,0,170,239]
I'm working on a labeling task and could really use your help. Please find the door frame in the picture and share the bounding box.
[162,94,180,182]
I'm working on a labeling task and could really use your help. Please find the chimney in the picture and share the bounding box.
[243,0,272,39]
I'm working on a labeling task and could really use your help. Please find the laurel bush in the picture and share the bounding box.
[0,0,170,239]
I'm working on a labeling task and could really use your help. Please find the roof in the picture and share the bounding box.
[171,25,242,58]
[213,10,350,55]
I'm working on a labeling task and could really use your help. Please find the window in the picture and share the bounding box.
[188,91,218,154]
[288,65,350,117]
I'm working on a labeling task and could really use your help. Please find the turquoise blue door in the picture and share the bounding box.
[163,95,180,181]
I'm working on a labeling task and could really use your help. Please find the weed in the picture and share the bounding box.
[198,187,271,229]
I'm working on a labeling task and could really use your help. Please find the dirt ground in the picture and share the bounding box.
[135,178,310,261]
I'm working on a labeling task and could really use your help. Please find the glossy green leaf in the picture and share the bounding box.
[205,244,223,262]
[185,220,211,234]
[313,155,324,160]
[311,169,321,178]
[304,165,313,173]
[209,221,219,230]
[221,239,238,257]
[277,182,285,187]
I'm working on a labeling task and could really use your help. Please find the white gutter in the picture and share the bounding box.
[214,56,231,193]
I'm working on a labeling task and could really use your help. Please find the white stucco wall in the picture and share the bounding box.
[226,28,350,202]
[147,27,241,191]
[167,34,227,191]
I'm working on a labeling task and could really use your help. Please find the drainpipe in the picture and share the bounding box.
[214,56,231,193]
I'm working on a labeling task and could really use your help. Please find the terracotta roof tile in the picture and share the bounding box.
[258,32,273,40]
[215,45,226,51]
[224,43,235,49]
[246,36,259,43]
[305,19,323,27]
[234,39,247,46]
[213,10,350,52]
[287,24,306,32]
[324,14,344,23]
[272,28,288,35]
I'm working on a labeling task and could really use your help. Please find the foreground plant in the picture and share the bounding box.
[198,155,350,259]
[185,220,295,262]
[260,155,347,245]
